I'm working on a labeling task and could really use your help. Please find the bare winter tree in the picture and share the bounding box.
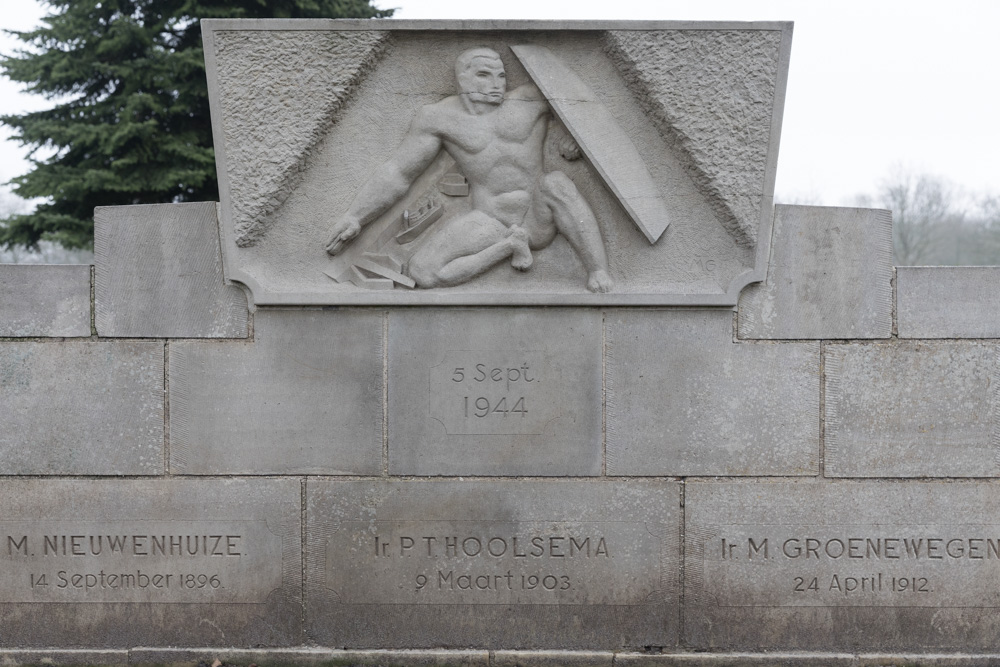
[855,169,963,265]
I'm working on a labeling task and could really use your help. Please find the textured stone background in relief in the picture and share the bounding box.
[215,30,391,246]
[604,30,782,248]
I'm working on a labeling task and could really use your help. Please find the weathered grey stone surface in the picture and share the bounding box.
[169,309,382,475]
[0,265,92,337]
[0,478,301,647]
[387,309,601,476]
[604,30,783,249]
[306,479,680,649]
[204,21,792,306]
[738,205,893,340]
[615,654,855,666]
[111,651,1000,666]
[606,309,819,476]
[0,650,128,666]
[494,650,613,666]
[94,202,248,338]
[0,341,163,474]
[617,654,1000,666]
[897,267,1000,338]
[686,480,1000,650]
[129,648,490,667]
[825,341,999,477]
[212,30,392,247]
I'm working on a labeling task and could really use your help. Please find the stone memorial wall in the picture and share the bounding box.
[1,18,997,667]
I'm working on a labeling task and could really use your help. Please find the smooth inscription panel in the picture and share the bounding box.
[306,480,680,649]
[1,521,279,603]
[0,479,301,647]
[388,309,602,475]
[686,481,1000,651]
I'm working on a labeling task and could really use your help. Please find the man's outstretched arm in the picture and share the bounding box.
[325,113,443,255]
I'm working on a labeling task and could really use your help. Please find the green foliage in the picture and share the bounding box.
[1,0,392,249]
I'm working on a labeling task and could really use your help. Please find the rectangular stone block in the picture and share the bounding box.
[0,341,163,474]
[0,265,92,337]
[170,309,382,474]
[306,480,680,649]
[825,342,999,477]
[95,203,248,338]
[387,309,602,476]
[606,309,818,476]
[0,478,301,647]
[738,205,893,340]
[686,480,1000,651]
[897,267,1000,338]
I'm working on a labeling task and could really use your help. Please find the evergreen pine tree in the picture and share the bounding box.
[1,0,392,249]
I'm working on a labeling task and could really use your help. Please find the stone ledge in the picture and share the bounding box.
[9,650,1000,666]
[127,648,489,666]
[494,650,613,666]
[0,650,128,666]
[23,649,994,667]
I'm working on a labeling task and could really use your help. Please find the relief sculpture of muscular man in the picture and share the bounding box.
[324,47,614,293]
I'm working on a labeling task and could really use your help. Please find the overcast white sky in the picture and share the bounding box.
[1,0,998,207]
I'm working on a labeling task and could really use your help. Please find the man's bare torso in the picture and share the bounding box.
[417,84,549,228]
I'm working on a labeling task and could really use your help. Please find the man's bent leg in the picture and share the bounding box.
[538,171,613,293]
[408,212,532,288]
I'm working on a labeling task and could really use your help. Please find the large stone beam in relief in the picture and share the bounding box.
[511,44,670,244]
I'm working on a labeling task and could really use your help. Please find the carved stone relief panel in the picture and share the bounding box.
[204,20,791,306]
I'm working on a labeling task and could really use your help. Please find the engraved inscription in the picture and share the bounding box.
[0,520,283,603]
[429,352,553,435]
[699,524,1000,607]
[326,519,661,605]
